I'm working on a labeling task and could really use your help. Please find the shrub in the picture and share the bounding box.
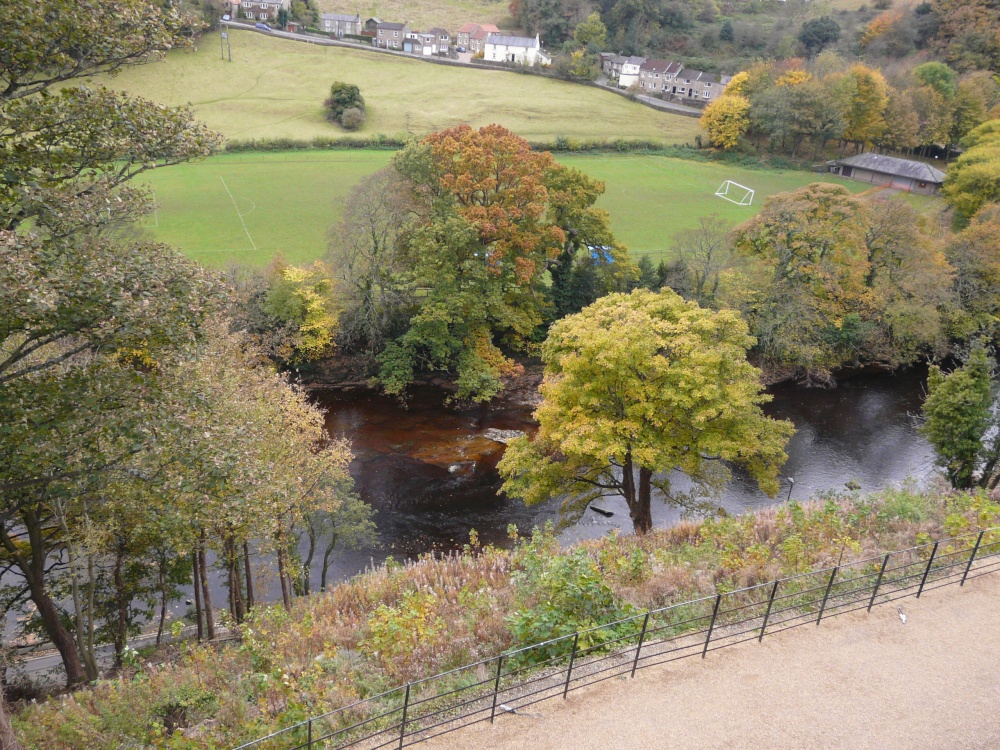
[340,107,366,131]
[325,82,365,125]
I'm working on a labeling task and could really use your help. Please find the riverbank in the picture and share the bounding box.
[14,487,998,748]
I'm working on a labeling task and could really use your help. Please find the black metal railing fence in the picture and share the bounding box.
[233,526,1000,750]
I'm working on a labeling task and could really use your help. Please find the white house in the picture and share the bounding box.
[618,56,646,88]
[483,33,551,66]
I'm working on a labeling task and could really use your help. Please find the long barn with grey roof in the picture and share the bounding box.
[828,154,946,195]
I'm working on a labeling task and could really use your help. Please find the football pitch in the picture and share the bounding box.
[138,151,938,268]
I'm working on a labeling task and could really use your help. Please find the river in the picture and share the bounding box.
[315,365,937,577]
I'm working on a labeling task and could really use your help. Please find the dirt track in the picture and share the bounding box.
[425,574,1000,749]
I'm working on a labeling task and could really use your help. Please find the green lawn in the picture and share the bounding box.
[139,151,937,268]
[100,29,701,144]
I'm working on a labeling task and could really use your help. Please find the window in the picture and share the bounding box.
[678,87,686,93]
[702,91,710,98]
[259,12,267,18]
[243,1,251,5]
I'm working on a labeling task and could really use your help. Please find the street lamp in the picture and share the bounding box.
[786,477,795,502]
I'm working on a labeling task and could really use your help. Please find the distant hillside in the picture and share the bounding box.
[100,30,700,144]
[315,0,515,34]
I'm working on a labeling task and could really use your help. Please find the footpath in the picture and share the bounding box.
[426,573,1000,749]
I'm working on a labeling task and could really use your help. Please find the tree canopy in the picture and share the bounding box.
[498,289,794,534]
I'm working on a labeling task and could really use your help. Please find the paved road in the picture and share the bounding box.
[426,574,1000,749]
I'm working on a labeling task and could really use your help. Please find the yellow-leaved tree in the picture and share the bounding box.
[700,93,751,150]
[498,289,794,534]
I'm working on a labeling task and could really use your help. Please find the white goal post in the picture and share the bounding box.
[715,180,755,206]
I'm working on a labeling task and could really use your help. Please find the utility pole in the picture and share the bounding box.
[221,22,232,62]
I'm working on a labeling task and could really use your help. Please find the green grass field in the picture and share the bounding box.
[100,29,701,144]
[139,151,937,268]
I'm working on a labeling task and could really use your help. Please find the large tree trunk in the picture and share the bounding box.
[243,542,255,610]
[197,536,215,640]
[636,467,653,535]
[276,544,292,611]
[0,517,86,686]
[192,550,203,642]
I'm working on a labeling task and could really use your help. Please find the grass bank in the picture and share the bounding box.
[139,151,925,267]
[14,486,999,749]
[100,29,701,144]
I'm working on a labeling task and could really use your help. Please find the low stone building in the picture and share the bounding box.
[320,12,361,37]
[827,154,946,195]
[375,21,409,49]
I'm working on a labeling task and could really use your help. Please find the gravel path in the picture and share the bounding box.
[425,574,1000,749]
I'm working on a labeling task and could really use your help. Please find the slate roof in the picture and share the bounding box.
[486,33,538,48]
[428,27,450,36]
[834,154,947,183]
[623,56,646,66]
[377,21,407,30]
[321,12,360,22]
[640,59,673,73]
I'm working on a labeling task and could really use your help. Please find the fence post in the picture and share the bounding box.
[702,594,722,659]
[816,566,838,626]
[868,554,890,612]
[490,655,504,724]
[917,541,939,598]
[631,612,650,678]
[759,580,779,642]
[961,531,985,587]
[307,718,313,749]
[398,684,410,750]
[563,633,579,699]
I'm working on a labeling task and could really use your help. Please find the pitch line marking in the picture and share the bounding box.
[219,175,258,253]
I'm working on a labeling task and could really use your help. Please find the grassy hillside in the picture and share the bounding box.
[316,0,514,32]
[136,151,929,268]
[100,30,701,144]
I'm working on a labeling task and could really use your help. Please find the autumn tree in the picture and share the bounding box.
[944,203,1000,342]
[574,11,607,48]
[700,94,751,150]
[837,64,889,151]
[498,290,794,534]
[943,119,1000,223]
[730,184,949,379]
[921,348,999,490]
[377,125,626,402]
[326,168,415,355]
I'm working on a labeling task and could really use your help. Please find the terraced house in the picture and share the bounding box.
[376,21,409,49]
[638,59,682,94]
[320,12,361,36]
[238,0,287,22]
[670,69,732,101]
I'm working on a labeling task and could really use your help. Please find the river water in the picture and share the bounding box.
[316,366,937,576]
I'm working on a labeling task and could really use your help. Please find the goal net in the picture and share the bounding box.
[715,180,754,206]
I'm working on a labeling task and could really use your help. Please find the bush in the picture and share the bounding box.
[325,81,365,126]
[340,107,366,131]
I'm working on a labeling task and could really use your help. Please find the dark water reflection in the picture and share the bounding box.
[314,366,936,572]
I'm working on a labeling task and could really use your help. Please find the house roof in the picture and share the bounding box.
[428,27,449,36]
[486,32,538,48]
[640,59,673,73]
[321,12,360,22]
[366,17,381,24]
[377,21,407,30]
[471,24,501,40]
[834,154,947,183]
[601,53,628,64]
[623,56,646,66]
[457,22,480,34]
